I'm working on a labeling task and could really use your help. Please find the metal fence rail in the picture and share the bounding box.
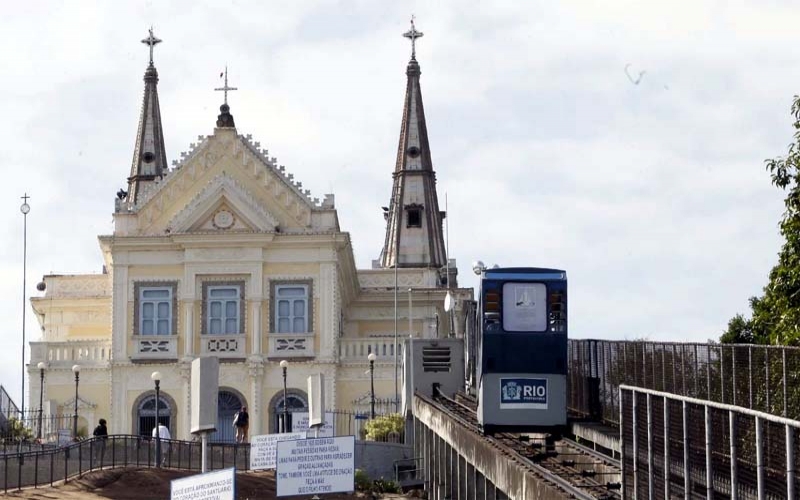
[0,434,251,492]
[568,340,800,425]
[619,385,799,500]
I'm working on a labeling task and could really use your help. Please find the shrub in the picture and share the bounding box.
[354,469,371,491]
[364,413,404,441]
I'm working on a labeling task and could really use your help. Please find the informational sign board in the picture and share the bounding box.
[500,377,548,409]
[249,432,306,471]
[502,282,547,332]
[170,467,234,500]
[291,412,335,437]
[276,436,355,497]
[57,429,71,446]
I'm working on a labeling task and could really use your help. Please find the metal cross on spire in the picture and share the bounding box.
[403,16,424,59]
[141,27,162,66]
[214,66,238,105]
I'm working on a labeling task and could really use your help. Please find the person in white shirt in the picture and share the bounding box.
[152,423,171,466]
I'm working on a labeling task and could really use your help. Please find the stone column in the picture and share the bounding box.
[248,361,264,437]
[180,362,192,439]
[183,300,195,357]
[251,300,262,355]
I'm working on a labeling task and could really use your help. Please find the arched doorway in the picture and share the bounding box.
[272,391,308,433]
[211,390,244,443]
[136,395,172,437]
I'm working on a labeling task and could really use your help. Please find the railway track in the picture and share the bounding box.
[432,391,622,500]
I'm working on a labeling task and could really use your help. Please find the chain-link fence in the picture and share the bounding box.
[568,340,800,425]
[620,385,798,500]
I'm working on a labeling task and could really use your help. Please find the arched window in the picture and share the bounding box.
[272,392,308,433]
[136,395,171,437]
[210,390,244,443]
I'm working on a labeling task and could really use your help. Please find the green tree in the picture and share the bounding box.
[723,96,800,345]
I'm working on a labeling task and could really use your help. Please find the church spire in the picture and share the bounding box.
[127,27,168,205]
[379,18,447,273]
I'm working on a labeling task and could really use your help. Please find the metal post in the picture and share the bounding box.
[694,344,699,396]
[720,346,725,404]
[408,288,413,338]
[664,397,670,500]
[154,377,161,467]
[756,416,765,500]
[783,349,788,418]
[647,393,654,500]
[787,425,795,500]
[633,392,639,499]
[72,365,80,440]
[37,363,45,441]
[394,260,398,413]
[683,401,690,500]
[706,346,711,400]
[681,344,686,395]
[620,386,626,500]
[732,347,737,407]
[281,360,289,432]
[705,405,712,500]
[730,411,737,500]
[765,348,770,413]
[368,353,376,419]
[748,347,753,410]
[20,195,30,421]
[201,431,209,473]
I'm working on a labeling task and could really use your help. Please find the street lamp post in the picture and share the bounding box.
[37,362,46,441]
[280,360,289,432]
[71,364,80,440]
[151,371,162,467]
[20,194,30,421]
[368,353,377,419]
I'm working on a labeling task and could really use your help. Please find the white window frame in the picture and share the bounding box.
[139,286,173,336]
[275,284,309,333]
[206,285,241,335]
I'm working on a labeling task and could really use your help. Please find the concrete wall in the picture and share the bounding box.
[354,440,413,482]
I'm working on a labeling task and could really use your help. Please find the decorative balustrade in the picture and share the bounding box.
[132,335,178,360]
[339,337,401,363]
[267,332,315,358]
[200,334,246,358]
[30,340,112,367]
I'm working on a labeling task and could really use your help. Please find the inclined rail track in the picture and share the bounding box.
[430,391,622,500]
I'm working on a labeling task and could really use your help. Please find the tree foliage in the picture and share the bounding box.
[723,96,800,345]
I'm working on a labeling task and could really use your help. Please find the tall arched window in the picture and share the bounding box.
[211,390,244,443]
[136,395,171,437]
[272,392,308,433]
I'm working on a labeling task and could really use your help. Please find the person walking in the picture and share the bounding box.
[233,406,249,443]
[152,422,171,467]
[92,419,108,466]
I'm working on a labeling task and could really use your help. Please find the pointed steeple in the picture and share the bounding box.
[127,28,168,205]
[380,18,447,272]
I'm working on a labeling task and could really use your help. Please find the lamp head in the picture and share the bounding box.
[71,364,81,374]
[368,353,377,362]
[280,360,289,369]
[472,260,486,275]
[151,371,162,382]
[37,362,47,370]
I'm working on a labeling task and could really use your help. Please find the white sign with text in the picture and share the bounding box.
[291,412,335,437]
[170,467,234,500]
[249,432,306,471]
[276,436,355,497]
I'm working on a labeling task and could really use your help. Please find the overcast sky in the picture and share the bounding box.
[0,1,796,408]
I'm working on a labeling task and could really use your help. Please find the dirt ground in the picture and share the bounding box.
[0,468,416,499]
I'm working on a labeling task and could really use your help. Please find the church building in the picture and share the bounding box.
[27,22,471,441]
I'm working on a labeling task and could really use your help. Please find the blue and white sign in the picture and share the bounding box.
[500,378,548,409]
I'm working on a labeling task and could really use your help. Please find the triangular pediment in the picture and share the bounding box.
[169,174,280,233]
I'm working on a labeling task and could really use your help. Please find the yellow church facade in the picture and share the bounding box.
[26,25,471,441]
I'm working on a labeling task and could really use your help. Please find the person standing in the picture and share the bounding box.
[152,423,171,466]
[233,406,249,443]
[92,419,108,466]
